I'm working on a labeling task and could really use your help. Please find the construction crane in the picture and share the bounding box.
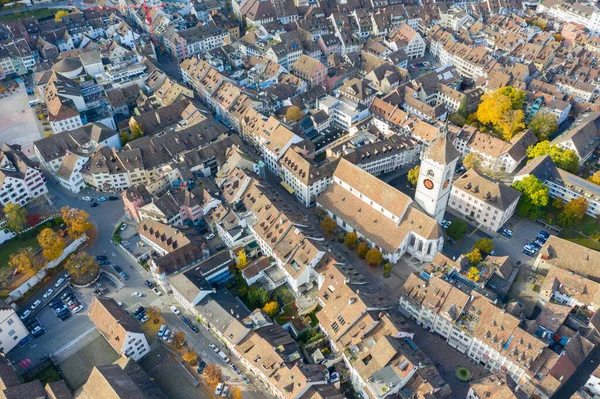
[88,0,165,45]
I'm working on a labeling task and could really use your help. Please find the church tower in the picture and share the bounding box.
[414,126,460,223]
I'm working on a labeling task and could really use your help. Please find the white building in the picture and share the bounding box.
[449,169,521,232]
[0,302,29,354]
[317,95,371,130]
[89,297,150,361]
[414,130,460,223]
[0,144,48,207]
[388,23,426,59]
[317,159,444,264]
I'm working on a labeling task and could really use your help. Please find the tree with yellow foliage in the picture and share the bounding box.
[4,202,27,233]
[204,364,221,386]
[465,249,482,265]
[589,171,600,185]
[285,106,302,122]
[54,10,69,21]
[37,228,65,261]
[467,267,480,282]
[64,252,98,280]
[262,301,280,317]
[462,152,481,171]
[476,87,526,140]
[236,249,248,269]
[183,350,197,365]
[231,387,243,399]
[9,249,35,275]
[61,206,91,238]
[130,122,144,139]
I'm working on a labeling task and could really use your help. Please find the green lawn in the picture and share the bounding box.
[0,8,68,22]
[272,285,295,307]
[26,364,62,385]
[0,234,39,270]
[559,229,600,251]
[576,215,600,236]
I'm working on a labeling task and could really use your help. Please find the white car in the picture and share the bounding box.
[120,223,127,231]
[131,292,144,297]
[72,305,84,313]
[206,233,215,240]
[215,383,223,395]
[141,315,149,323]
[158,325,166,337]
[170,305,181,315]
[20,310,31,320]
[54,278,65,288]
[43,288,54,298]
[31,300,42,310]
[162,329,170,341]
[152,287,162,296]
[221,385,228,397]
[209,343,218,353]
[82,196,92,202]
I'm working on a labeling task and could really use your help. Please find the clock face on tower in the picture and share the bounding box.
[443,179,450,190]
[423,179,434,190]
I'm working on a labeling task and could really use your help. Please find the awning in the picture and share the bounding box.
[280,181,294,194]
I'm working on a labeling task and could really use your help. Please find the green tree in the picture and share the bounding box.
[498,86,526,109]
[247,287,269,309]
[529,112,558,141]
[320,216,336,233]
[357,242,369,259]
[474,238,494,255]
[344,232,358,249]
[512,175,549,219]
[120,131,132,145]
[262,301,280,317]
[465,248,482,265]
[407,165,420,187]
[552,197,564,209]
[365,248,383,266]
[130,122,144,139]
[4,202,27,233]
[557,197,588,228]
[527,141,579,173]
[54,10,69,21]
[383,262,392,278]
[446,219,468,240]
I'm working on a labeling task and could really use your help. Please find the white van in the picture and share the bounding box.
[28,99,41,107]
[217,350,230,364]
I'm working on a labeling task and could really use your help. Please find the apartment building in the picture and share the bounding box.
[317,159,444,264]
[551,112,600,164]
[449,170,521,232]
[0,302,28,354]
[538,266,600,311]
[389,23,426,59]
[88,297,150,361]
[537,0,600,36]
[514,155,600,218]
[533,235,600,281]
[317,95,371,129]
[0,144,47,208]
[279,146,338,207]
[290,54,327,88]
[206,204,254,250]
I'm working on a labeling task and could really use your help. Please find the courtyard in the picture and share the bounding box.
[0,87,44,154]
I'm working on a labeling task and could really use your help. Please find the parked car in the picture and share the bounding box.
[72,305,84,313]
[140,315,149,323]
[108,196,119,201]
[196,361,206,374]
[145,280,153,288]
[95,255,107,260]
[113,265,122,273]
[162,329,170,341]
[206,233,215,240]
[49,298,62,308]
[215,383,223,395]
[209,343,218,353]
[31,300,42,310]
[241,375,250,384]
[134,306,145,316]
[30,326,44,336]
[97,260,110,265]
[501,228,513,238]
[54,278,65,288]
[221,385,228,397]
[152,287,161,296]
[170,305,181,315]
[158,325,166,337]
[82,196,92,201]
[231,364,241,374]
[90,202,98,208]
[120,224,127,231]
[43,288,54,299]
[538,230,550,240]
[61,291,73,300]
[20,310,31,320]
[97,196,107,202]
[131,292,144,298]
[120,272,129,280]
[58,312,71,321]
